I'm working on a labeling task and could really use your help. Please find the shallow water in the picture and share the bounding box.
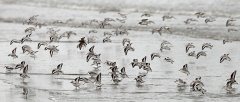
[1,22,240,102]
[0,0,240,102]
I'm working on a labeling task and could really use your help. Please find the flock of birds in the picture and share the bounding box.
[3,10,239,100]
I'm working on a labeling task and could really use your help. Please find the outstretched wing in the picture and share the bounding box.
[121,67,125,73]
[12,47,17,54]
[231,70,237,80]
[183,64,188,69]
[96,73,101,82]
[57,63,63,70]
[23,65,28,73]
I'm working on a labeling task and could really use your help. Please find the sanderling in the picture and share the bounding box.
[38,41,49,49]
[151,53,161,60]
[195,12,205,18]
[135,75,146,85]
[10,39,23,45]
[124,44,135,55]
[164,57,174,64]
[196,51,207,59]
[77,37,87,50]
[71,77,81,89]
[130,59,141,68]
[188,51,196,57]
[88,71,98,77]
[111,74,123,84]
[174,79,187,87]
[15,61,26,70]
[223,70,238,91]
[94,73,103,89]
[20,65,30,80]
[179,64,190,76]
[103,36,112,43]
[186,43,195,53]
[52,63,64,75]
[4,66,14,72]
[223,39,232,45]
[202,43,213,50]
[104,31,113,36]
[190,77,206,94]
[116,18,126,23]
[118,12,130,18]
[228,28,238,32]
[141,13,153,17]
[89,30,97,34]
[99,9,107,13]
[119,67,129,78]
[104,18,116,22]
[22,87,28,99]
[8,47,18,59]
[220,54,231,63]
[122,38,131,46]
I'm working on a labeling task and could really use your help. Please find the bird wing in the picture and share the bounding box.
[57,63,62,70]
[231,70,237,80]
[12,48,17,54]
[23,65,28,73]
